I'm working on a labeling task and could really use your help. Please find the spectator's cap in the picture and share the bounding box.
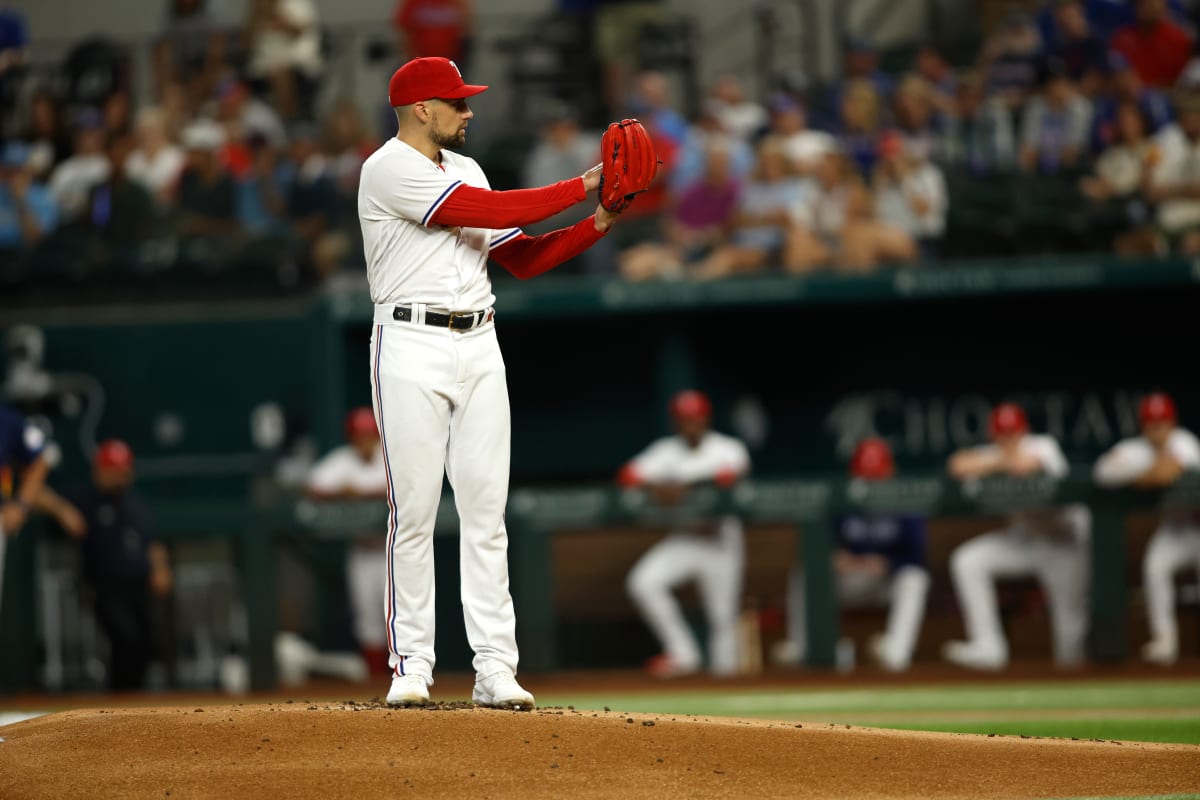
[989,403,1030,438]
[670,390,712,421]
[345,407,379,440]
[1139,392,1177,425]
[1,140,30,168]
[73,106,104,131]
[94,439,134,471]
[850,437,895,481]
[181,118,226,151]
[388,57,488,108]
[768,92,802,115]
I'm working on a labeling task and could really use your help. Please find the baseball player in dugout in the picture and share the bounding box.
[1094,392,1200,666]
[304,407,390,677]
[773,437,930,672]
[943,403,1092,671]
[0,402,52,619]
[617,390,751,679]
[359,57,657,709]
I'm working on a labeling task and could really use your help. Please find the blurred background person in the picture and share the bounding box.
[393,0,474,72]
[1090,52,1172,154]
[0,141,58,254]
[48,107,110,226]
[787,149,917,274]
[86,134,157,261]
[1131,90,1200,256]
[891,73,940,162]
[1079,101,1154,251]
[766,93,835,177]
[937,70,1017,175]
[706,74,767,142]
[1018,58,1093,175]
[835,78,884,177]
[618,390,750,679]
[1044,0,1110,96]
[59,440,173,692]
[244,0,323,122]
[979,8,1043,111]
[773,437,929,672]
[1094,392,1199,666]
[305,407,389,677]
[873,131,948,261]
[125,107,185,209]
[153,0,226,112]
[943,403,1091,671]
[175,118,238,253]
[0,402,51,619]
[690,136,808,280]
[1109,0,1192,90]
[21,87,72,180]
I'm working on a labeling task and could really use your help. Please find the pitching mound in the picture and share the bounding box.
[1,702,1198,799]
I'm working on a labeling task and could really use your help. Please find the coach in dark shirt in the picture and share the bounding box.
[64,439,171,691]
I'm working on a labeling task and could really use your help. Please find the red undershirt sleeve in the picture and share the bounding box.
[428,178,588,229]
[488,216,608,280]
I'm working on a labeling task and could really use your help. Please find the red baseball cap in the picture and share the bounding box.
[989,403,1029,438]
[850,437,895,480]
[345,407,379,440]
[94,439,134,471]
[388,57,488,107]
[1139,392,1177,425]
[670,390,712,421]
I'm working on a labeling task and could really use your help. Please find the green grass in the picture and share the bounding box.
[539,680,1200,745]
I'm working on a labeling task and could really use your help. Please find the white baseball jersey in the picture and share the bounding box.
[306,445,388,496]
[959,434,1085,535]
[358,139,520,310]
[629,431,750,485]
[1093,428,1200,486]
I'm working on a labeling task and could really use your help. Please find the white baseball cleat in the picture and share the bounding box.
[1141,636,1178,666]
[941,639,1007,671]
[769,639,805,667]
[386,674,430,707]
[868,633,909,672]
[472,672,535,710]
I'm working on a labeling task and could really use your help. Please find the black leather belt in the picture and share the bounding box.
[392,304,494,330]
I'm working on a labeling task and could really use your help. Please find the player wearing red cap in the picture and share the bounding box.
[773,437,929,672]
[942,403,1091,670]
[305,407,390,676]
[1094,392,1199,665]
[361,58,634,709]
[617,390,751,678]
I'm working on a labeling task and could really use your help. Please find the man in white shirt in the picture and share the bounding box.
[617,390,751,678]
[1094,392,1200,665]
[305,407,390,676]
[1144,91,1200,253]
[942,403,1091,670]
[360,57,622,709]
[48,108,110,224]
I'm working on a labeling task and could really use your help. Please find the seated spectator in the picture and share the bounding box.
[691,136,809,280]
[1037,0,1187,45]
[938,70,1017,174]
[153,0,225,111]
[86,135,156,253]
[1129,90,1200,255]
[286,123,345,276]
[125,107,185,207]
[213,77,287,152]
[235,132,291,236]
[21,88,72,180]
[913,43,957,114]
[1110,0,1192,90]
[786,149,916,273]
[707,74,767,142]
[980,9,1043,110]
[0,142,58,251]
[767,93,835,176]
[1092,51,1172,152]
[1019,59,1093,174]
[176,118,238,241]
[670,100,755,194]
[836,78,885,176]
[873,132,948,260]
[48,108,111,225]
[103,89,134,140]
[820,37,894,128]
[521,101,608,274]
[1045,0,1110,94]
[892,73,940,161]
[393,0,474,68]
[625,70,689,150]
[618,143,740,281]
[324,97,379,268]
[1080,101,1154,203]
[244,0,323,121]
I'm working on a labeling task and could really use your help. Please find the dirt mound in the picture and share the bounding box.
[1,702,1197,799]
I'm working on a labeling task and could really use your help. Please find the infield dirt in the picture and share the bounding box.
[1,701,1198,799]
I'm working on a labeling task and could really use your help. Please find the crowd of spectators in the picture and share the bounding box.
[9,0,1200,296]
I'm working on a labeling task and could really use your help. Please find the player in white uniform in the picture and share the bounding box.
[618,390,751,678]
[942,403,1091,670]
[360,57,622,709]
[0,403,51,618]
[305,407,390,676]
[775,437,930,672]
[1093,392,1200,665]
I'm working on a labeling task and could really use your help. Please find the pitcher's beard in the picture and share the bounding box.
[431,128,466,149]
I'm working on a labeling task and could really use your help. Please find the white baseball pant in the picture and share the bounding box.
[370,312,518,683]
[949,512,1091,667]
[786,564,930,668]
[1143,524,1200,648]
[346,542,388,649]
[626,521,744,675]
